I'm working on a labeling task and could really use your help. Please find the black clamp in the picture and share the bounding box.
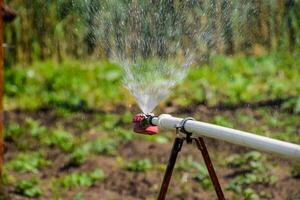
[145,114,157,126]
[175,117,195,144]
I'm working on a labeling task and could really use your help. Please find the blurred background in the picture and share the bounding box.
[2,0,300,199]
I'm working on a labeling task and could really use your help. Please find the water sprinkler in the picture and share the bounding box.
[133,113,300,159]
[133,113,158,135]
[132,113,300,200]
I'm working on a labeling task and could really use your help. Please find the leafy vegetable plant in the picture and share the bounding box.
[57,170,105,189]
[6,152,50,173]
[225,151,277,199]
[125,159,153,172]
[15,178,43,198]
[42,129,75,152]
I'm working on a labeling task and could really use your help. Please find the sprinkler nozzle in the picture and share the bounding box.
[133,113,158,135]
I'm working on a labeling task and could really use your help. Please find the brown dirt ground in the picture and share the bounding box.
[2,106,300,200]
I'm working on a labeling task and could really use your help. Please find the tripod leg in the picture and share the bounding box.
[194,137,225,200]
[157,137,184,200]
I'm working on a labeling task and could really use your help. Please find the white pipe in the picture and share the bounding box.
[151,114,300,160]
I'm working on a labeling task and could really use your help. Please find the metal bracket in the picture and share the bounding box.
[175,117,195,143]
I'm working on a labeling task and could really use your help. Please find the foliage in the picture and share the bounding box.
[5,60,124,111]
[291,163,300,178]
[67,144,90,166]
[125,159,153,172]
[173,53,300,113]
[114,127,135,141]
[74,193,84,200]
[67,137,118,166]
[225,151,277,199]
[213,116,234,128]
[142,135,169,144]
[25,118,47,138]
[121,111,133,124]
[5,122,23,140]
[5,1,300,63]
[97,114,120,130]
[5,53,300,114]
[177,156,212,189]
[6,152,50,173]
[42,129,75,152]
[282,97,300,113]
[15,178,43,198]
[57,170,105,189]
[193,163,212,189]
[88,137,118,155]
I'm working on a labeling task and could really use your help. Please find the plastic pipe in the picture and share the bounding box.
[151,114,300,160]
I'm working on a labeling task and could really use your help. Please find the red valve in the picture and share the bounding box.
[133,113,158,135]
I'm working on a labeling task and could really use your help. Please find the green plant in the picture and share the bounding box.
[97,114,120,130]
[57,170,105,189]
[177,156,212,189]
[42,129,75,152]
[74,192,84,200]
[1,169,15,185]
[88,137,118,155]
[282,97,300,114]
[125,159,153,172]
[15,178,43,198]
[25,118,47,138]
[242,188,260,200]
[5,122,23,139]
[5,53,300,113]
[225,151,277,199]
[213,116,234,128]
[193,162,212,189]
[143,135,169,144]
[226,151,264,171]
[6,152,50,173]
[67,145,90,166]
[114,127,135,141]
[121,111,133,124]
[67,137,118,166]
[177,155,196,171]
[291,163,300,178]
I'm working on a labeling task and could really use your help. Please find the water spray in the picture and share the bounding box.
[133,113,300,200]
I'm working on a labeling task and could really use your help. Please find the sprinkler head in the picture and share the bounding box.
[133,113,158,135]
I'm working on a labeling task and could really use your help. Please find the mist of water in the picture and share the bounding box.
[68,0,269,113]
[81,1,213,113]
[119,56,193,113]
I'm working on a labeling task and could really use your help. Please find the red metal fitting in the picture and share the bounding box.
[133,113,158,135]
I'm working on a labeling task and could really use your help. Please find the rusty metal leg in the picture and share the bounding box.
[157,137,184,200]
[194,137,225,200]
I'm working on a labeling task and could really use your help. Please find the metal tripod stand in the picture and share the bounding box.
[157,118,225,200]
